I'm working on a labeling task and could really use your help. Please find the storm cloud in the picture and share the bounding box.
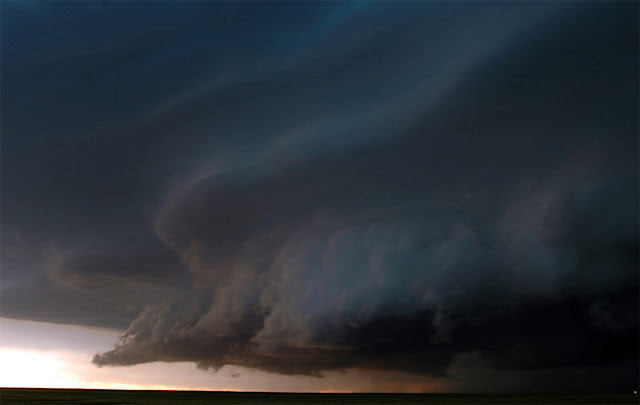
[2,1,638,392]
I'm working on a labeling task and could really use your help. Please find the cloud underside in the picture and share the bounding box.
[91,135,639,376]
[93,4,638,376]
[92,70,639,374]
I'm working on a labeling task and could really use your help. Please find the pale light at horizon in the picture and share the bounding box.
[0,318,448,392]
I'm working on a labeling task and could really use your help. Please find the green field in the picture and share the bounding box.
[0,389,637,405]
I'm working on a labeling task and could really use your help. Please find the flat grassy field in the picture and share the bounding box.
[0,389,637,405]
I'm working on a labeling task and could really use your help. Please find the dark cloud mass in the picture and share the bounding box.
[2,1,638,392]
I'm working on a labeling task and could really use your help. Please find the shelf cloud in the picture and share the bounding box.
[2,1,637,392]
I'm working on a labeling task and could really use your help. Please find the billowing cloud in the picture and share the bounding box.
[2,0,637,392]
[93,136,637,377]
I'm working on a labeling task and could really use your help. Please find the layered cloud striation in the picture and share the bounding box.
[2,1,637,391]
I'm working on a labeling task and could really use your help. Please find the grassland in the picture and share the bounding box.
[0,388,637,404]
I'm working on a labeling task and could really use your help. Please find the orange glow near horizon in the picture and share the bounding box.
[0,319,450,393]
[0,346,449,392]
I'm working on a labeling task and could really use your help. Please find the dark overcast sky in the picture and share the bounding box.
[1,0,638,393]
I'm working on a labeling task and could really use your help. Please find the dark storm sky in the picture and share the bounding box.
[1,1,638,392]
